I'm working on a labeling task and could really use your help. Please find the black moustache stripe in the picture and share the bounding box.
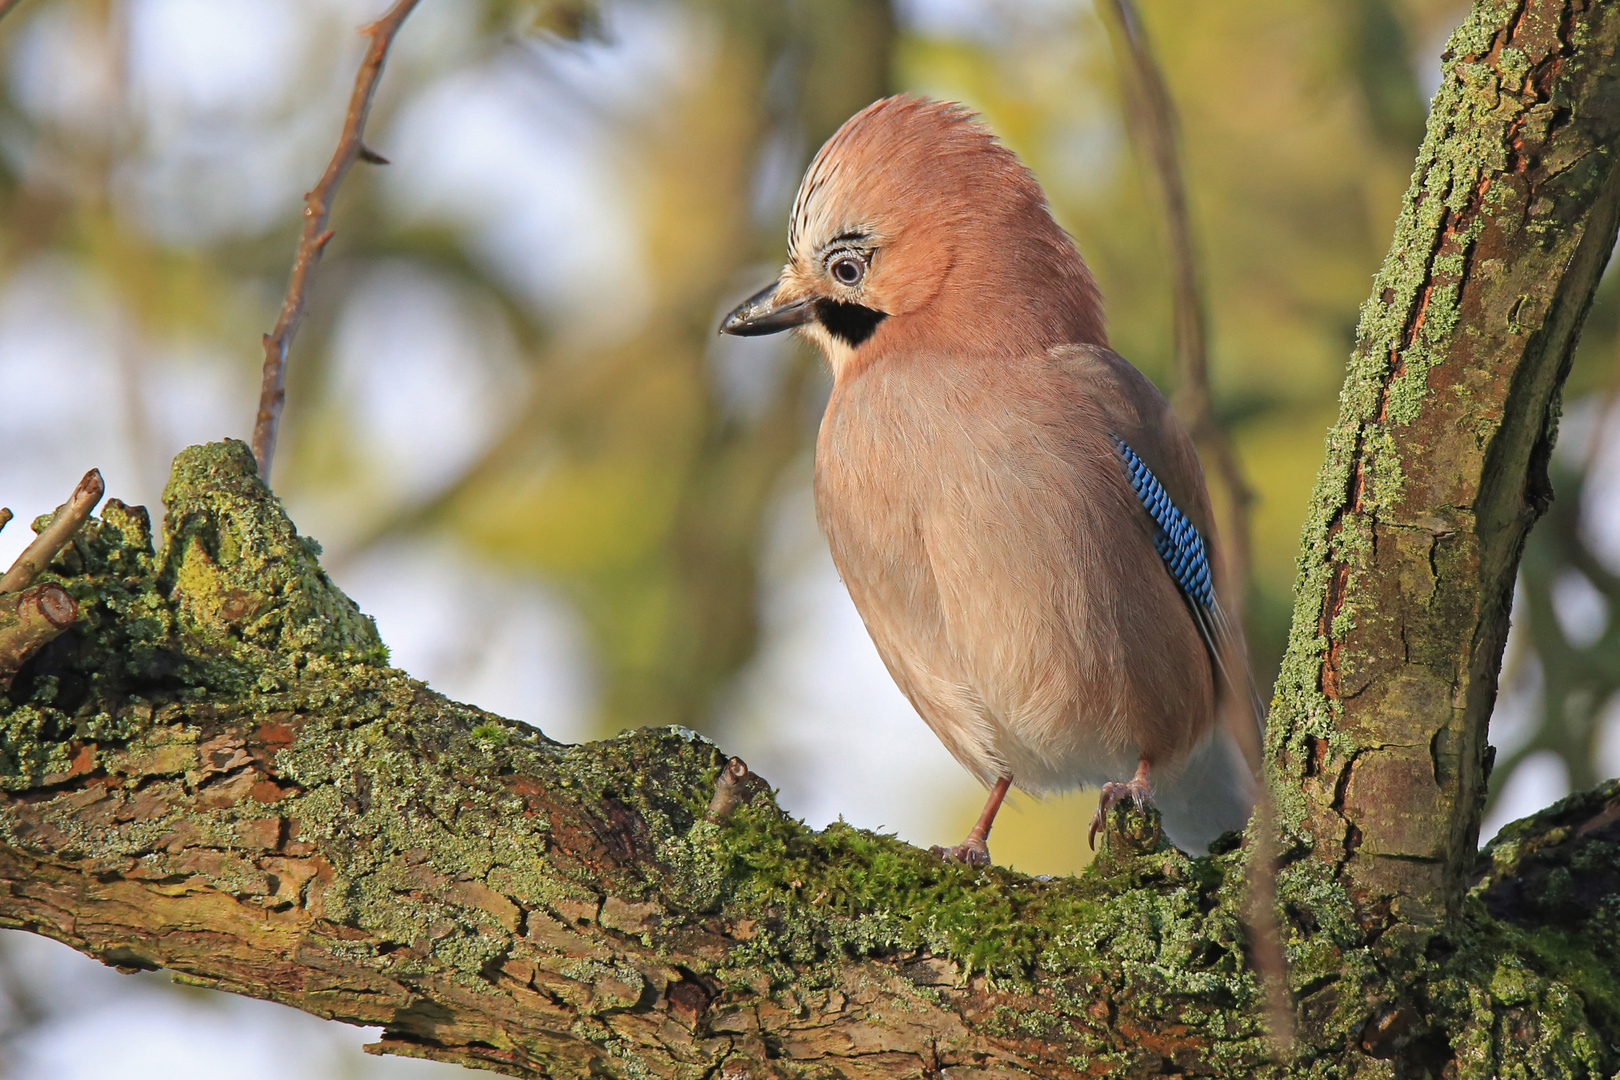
[815,299,887,348]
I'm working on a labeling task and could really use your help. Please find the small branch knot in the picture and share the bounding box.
[705,757,763,823]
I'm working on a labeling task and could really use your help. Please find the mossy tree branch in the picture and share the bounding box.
[0,441,1615,1079]
[0,443,1290,1078]
[3,0,1620,1077]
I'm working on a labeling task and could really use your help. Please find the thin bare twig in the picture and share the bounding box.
[0,470,104,595]
[1098,0,1290,1055]
[251,0,423,484]
[0,932,48,1076]
[0,509,11,537]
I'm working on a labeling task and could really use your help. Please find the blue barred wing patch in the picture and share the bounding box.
[1110,435,1213,609]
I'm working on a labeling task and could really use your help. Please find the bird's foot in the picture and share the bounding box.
[930,837,992,866]
[1088,771,1155,850]
[928,775,1010,868]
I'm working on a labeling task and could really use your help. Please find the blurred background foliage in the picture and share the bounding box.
[0,0,1618,1074]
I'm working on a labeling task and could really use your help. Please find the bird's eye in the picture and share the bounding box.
[829,254,866,287]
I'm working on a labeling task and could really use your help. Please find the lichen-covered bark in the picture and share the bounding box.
[0,445,1615,1080]
[2,442,1287,1077]
[1269,0,1620,929]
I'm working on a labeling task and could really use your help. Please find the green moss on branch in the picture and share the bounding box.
[0,442,1614,1077]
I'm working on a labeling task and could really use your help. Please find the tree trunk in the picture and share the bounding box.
[2,1,1619,1077]
[1269,0,1620,924]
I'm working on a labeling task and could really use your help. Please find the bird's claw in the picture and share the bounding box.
[1088,776,1155,850]
[931,838,991,866]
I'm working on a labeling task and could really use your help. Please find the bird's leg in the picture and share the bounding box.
[931,775,1012,867]
[1088,758,1154,850]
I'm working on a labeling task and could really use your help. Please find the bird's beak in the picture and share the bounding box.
[719,280,816,336]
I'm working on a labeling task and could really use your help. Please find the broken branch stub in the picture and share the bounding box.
[0,583,77,687]
[704,757,765,823]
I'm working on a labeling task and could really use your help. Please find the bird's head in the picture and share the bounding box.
[720,95,1105,377]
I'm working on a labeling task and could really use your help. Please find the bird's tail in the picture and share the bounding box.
[1156,723,1256,853]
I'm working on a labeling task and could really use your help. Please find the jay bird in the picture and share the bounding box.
[721,95,1258,863]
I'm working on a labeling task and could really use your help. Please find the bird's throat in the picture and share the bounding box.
[814,299,887,348]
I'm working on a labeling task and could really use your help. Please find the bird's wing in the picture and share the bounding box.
[1109,433,1260,716]
[1050,344,1267,727]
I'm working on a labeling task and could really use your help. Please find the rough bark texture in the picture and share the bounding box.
[2,1,1620,1077]
[0,440,1615,1080]
[1269,0,1620,923]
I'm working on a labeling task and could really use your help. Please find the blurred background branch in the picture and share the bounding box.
[1486,349,1620,830]
[1097,0,1254,623]
[1095,0,1289,1051]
